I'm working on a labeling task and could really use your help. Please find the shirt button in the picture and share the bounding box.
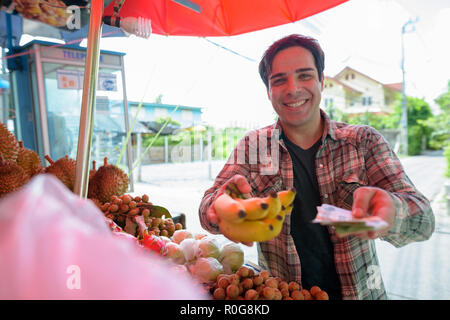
[323,194,328,199]
[319,164,324,168]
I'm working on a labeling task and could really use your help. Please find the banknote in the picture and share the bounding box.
[312,204,388,237]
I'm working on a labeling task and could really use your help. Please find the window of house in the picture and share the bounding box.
[362,97,367,106]
[351,73,355,79]
[368,96,372,105]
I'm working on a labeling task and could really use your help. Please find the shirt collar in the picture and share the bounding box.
[272,109,339,143]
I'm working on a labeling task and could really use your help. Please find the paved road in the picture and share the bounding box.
[375,150,450,300]
[132,150,449,300]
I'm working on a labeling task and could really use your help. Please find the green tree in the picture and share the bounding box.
[384,96,432,129]
[419,80,450,150]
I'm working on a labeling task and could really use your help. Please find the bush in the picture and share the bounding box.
[444,142,450,178]
[408,125,423,156]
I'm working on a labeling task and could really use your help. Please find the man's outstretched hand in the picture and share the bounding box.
[351,186,396,240]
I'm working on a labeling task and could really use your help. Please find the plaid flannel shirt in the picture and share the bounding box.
[198,110,435,300]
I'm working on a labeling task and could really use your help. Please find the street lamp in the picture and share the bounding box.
[400,17,418,156]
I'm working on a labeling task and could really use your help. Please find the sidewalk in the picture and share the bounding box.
[375,182,450,300]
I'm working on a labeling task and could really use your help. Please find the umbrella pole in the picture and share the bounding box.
[74,0,104,197]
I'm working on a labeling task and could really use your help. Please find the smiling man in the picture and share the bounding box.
[198,34,435,300]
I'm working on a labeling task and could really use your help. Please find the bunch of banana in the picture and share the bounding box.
[214,184,296,243]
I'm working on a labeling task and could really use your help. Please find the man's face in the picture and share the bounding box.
[267,46,324,130]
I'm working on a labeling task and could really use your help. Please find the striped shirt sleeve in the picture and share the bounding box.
[362,127,435,247]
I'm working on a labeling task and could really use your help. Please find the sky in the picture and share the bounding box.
[28,0,450,128]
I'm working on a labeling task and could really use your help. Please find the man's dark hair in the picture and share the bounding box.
[258,34,325,89]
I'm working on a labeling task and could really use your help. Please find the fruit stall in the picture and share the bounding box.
[0,0,349,300]
[0,123,329,300]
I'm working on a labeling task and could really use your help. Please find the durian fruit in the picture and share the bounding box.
[0,122,20,162]
[16,141,44,179]
[87,160,98,200]
[0,155,30,197]
[89,157,129,203]
[44,155,77,191]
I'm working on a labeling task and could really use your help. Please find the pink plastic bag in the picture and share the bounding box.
[0,174,209,300]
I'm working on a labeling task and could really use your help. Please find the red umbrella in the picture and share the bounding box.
[103,0,348,36]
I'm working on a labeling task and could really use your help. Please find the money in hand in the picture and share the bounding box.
[312,204,388,237]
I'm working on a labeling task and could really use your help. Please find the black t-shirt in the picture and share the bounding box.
[281,133,342,300]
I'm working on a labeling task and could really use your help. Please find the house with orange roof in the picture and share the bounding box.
[322,66,402,117]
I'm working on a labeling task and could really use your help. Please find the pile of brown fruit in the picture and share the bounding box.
[211,266,329,300]
[98,193,183,237]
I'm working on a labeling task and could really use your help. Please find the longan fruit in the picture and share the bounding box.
[111,196,121,204]
[291,290,305,300]
[128,200,137,209]
[237,266,250,278]
[142,194,149,203]
[229,274,240,286]
[280,288,290,298]
[252,275,264,287]
[278,281,289,291]
[247,268,255,277]
[134,196,141,202]
[175,223,183,230]
[283,296,294,300]
[244,289,259,300]
[255,284,265,295]
[167,224,175,234]
[273,289,282,300]
[142,209,150,218]
[109,204,119,213]
[226,284,239,299]
[265,278,278,289]
[101,203,110,212]
[121,195,132,204]
[260,270,270,281]
[129,208,140,216]
[217,277,230,289]
[160,229,169,237]
[237,284,244,296]
[315,291,329,300]
[262,287,275,300]
[301,289,313,300]
[213,287,226,300]
[310,285,322,297]
[120,204,129,212]
[216,273,228,282]
[288,281,300,292]
[241,278,254,290]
